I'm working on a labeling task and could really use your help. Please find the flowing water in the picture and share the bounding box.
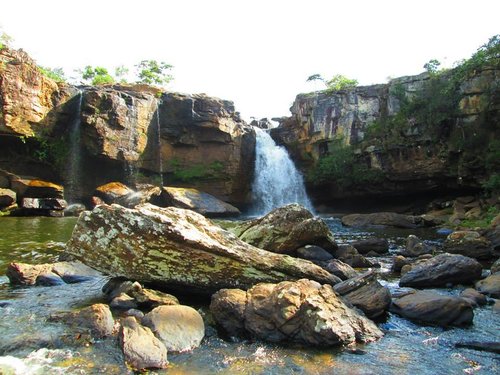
[156,99,164,187]
[0,217,499,374]
[65,91,83,204]
[251,128,313,216]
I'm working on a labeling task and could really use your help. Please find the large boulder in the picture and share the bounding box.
[443,231,494,260]
[224,204,337,254]
[64,204,339,293]
[341,212,425,229]
[142,305,205,352]
[210,279,383,346]
[333,244,374,268]
[94,182,134,204]
[321,259,358,280]
[333,271,391,319]
[0,188,16,207]
[390,290,474,327]
[160,187,240,217]
[399,253,482,288]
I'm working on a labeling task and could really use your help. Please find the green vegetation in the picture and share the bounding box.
[460,206,500,229]
[81,66,115,85]
[423,59,441,74]
[307,138,383,187]
[306,74,358,93]
[135,60,173,86]
[0,29,13,50]
[38,66,66,82]
[169,159,225,183]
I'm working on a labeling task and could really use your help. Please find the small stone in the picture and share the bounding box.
[460,288,487,307]
[475,273,500,298]
[110,293,138,310]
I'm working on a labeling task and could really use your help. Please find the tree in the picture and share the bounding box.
[0,29,13,50]
[81,66,115,85]
[306,74,358,92]
[423,59,441,74]
[135,60,173,86]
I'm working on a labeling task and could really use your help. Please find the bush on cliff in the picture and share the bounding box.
[308,139,383,188]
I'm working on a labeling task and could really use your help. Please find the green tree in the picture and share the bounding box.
[81,65,115,85]
[306,73,358,92]
[135,60,173,86]
[423,59,441,74]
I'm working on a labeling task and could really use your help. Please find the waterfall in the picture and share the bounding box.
[66,90,83,203]
[251,127,313,215]
[156,99,164,187]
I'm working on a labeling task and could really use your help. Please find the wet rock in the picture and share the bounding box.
[65,204,339,292]
[115,185,162,209]
[390,290,474,327]
[333,271,391,319]
[392,255,410,273]
[494,300,500,313]
[341,212,425,229]
[142,305,205,352]
[119,317,168,370]
[350,238,389,255]
[460,288,487,307]
[35,272,65,286]
[209,289,247,338]
[63,203,86,217]
[475,273,500,298]
[103,279,179,308]
[296,245,334,262]
[7,263,53,285]
[491,258,500,274]
[0,188,16,207]
[334,245,374,268]
[399,253,482,288]
[160,187,240,217]
[401,235,433,257]
[443,231,494,260]
[94,182,133,205]
[211,279,383,346]
[21,198,67,210]
[52,303,115,338]
[110,294,138,310]
[455,341,500,354]
[11,178,64,199]
[321,259,358,280]
[229,204,337,254]
[7,261,101,286]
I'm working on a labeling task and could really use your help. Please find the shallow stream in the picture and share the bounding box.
[0,216,498,374]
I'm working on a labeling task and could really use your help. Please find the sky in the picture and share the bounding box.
[1,0,499,121]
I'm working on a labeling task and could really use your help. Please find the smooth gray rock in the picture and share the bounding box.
[475,273,500,298]
[350,238,389,255]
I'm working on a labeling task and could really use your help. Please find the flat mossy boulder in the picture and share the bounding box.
[64,204,339,293]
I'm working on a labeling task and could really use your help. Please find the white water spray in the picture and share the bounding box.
[251,127,313,215]
[66,90,83,203]
[156,99,164,187]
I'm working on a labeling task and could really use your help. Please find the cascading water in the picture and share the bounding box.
[155,99,164,187]
[65,90,83,203]
[251,127,313,215]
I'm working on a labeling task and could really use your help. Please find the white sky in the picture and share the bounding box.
[1,0,499,121]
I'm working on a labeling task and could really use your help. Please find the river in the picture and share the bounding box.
[0,216,498,374]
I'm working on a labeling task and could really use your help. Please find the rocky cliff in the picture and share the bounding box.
[0,47,255,207]
[272,66,500,209]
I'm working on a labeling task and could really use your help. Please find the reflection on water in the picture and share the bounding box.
[0,216,499,374]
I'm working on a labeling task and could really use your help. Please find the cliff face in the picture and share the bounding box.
[272,67,500,208]
[0,47,255,206]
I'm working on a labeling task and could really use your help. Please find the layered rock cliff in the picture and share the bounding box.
[272,66,500,209]
[0,47,255,206]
